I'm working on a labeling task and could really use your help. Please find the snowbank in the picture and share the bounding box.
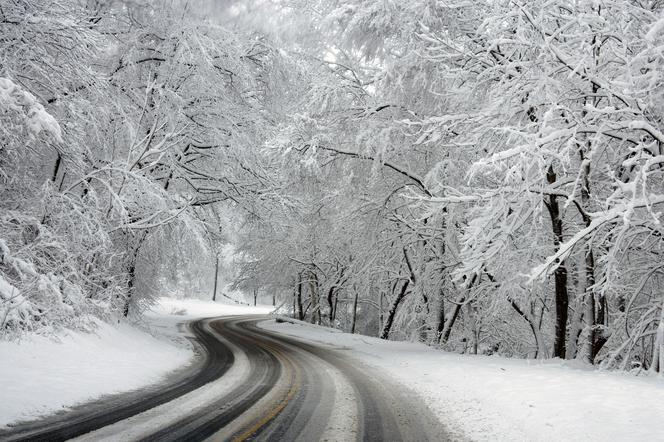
[0,320,191,427]
[149,296,274,319]
[261,318,664,442]
[0,297,273,428]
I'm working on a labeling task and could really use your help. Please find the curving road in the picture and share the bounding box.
[0,316,449,442]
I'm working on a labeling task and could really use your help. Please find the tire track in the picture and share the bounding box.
[0,319,234,442]
[1,315,450,442]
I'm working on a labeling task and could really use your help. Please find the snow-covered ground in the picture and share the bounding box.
[0,297,273,428]
[4,297,661,440]
[261,318,664,442]
[150,296,274,319]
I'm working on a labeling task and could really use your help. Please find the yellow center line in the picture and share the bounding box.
[233,340,301,442]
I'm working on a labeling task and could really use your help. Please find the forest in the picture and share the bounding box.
[2,0,664,373]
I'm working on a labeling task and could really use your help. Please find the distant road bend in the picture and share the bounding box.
[0,316,449,442]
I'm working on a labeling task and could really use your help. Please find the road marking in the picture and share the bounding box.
[232,341,301,441]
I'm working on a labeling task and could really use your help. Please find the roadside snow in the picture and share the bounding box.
[260,318,664,442]
[0,297,273,428]
[0,319,191,427]
[149,296,274,319]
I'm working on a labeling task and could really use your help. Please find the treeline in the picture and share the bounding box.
[0,0,284,335]
[234,0,664,372]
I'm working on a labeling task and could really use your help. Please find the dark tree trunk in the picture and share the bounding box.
[378,290,384,333]
[545,165,569,359]
[334,296,339,325]
[51,152,62,183]
[350,289,359,334]
[296,273,304,321]
[440,297,463,344]
[327,286,336,323]
[122,232,148,318]
[379,279,410,339]
[212,255,219,301]
[436,291,445,339]
[380,249,417,340]
[327,267,344,324]
[440,274,477,344]
[419,289,430,342]
[308,270,321,325]
[578,146,608,362]
[123,262,135,317]
[509,298,544,358]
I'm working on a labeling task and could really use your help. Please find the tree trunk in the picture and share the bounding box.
[51,152,62,183]
[546,165,569,359]
[296,273,304,320]
[440,295,464,344]
[212,254,219,301]
[253,289,257,306]
[436,289,445,341]
[350,289,359,334]
[419,288,431,342]
[567,291,585,360]
[578,141,606,362]
[378,290,384,336]
[327,286,336,324]
[577,39,607,362]
[509,298,546,358]
[379,279,410,339]
[333,296,339,325]
[122,232,147,317]
[123,262,135,317]
[328,267,344,325]
[465,303,478,354]
[309,270,321,325]
[651,302,664,374]
[440,274,477,344]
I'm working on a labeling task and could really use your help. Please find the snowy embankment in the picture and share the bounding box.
[261,318,664,442]
[0,297,273,428]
